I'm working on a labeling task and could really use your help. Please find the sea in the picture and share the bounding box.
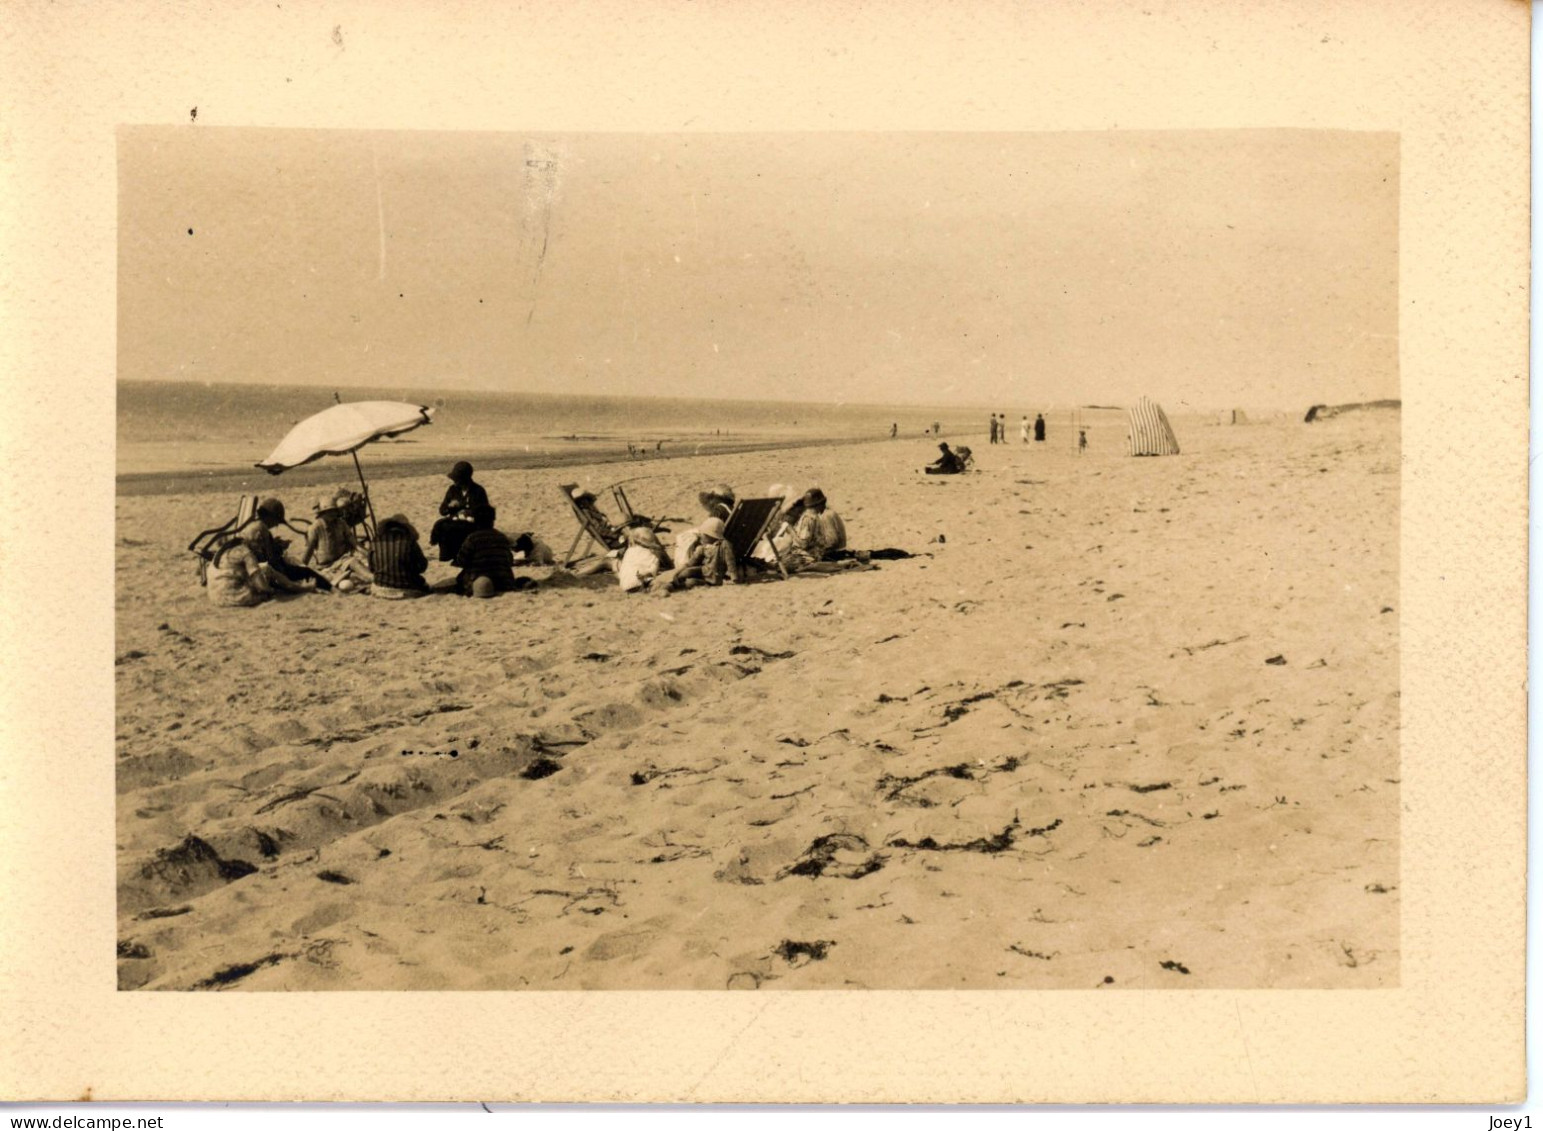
[117,380,1057,496]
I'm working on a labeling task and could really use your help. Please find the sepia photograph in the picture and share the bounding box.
[2,0,1525,1106]
[114,126,1401,993]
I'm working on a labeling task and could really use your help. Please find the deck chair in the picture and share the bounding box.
[559,483,625,566]
[188,495,260,584]
[187,495,310,585]
[723,496,790,579]
[609,483,637,521]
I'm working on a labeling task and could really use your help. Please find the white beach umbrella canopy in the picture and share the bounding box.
[256,400,434,534]
[257,401,434,473]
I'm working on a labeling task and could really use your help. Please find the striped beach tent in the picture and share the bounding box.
[1127,397,1181,456]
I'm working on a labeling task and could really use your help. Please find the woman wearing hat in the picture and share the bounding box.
[697,483,736,522]
[791,488,846,561]
[430,460,490,562]
[369,514,430,599]
[238,496,332,591]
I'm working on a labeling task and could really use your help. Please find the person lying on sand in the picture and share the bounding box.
[924,442,966,475]
[205,538,315,606]
[240,497,331,591]
[301,494,372,592]
[430,461,489,562]
[452,505,534,597]
[369,514,430,599]
[654,516,741,595]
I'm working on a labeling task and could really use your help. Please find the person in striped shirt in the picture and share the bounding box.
[452,505,523,597]
[369,514,430,598]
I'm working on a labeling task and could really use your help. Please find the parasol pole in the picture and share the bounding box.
[351,450,379,537]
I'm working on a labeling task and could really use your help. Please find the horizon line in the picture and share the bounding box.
[115,376,1330,416]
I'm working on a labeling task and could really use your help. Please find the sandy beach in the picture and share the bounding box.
[115,413,1398,992]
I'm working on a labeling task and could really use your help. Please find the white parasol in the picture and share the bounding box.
[256,399,434,532]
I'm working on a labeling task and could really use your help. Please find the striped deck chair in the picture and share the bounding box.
[723,496,790,579]
[559,483,626,566]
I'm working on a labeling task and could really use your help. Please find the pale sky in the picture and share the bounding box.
[118,128,1398,411]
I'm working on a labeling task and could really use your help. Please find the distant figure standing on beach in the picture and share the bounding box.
[932,422,940,436]
[1020,415,1030,443]
[1079,429,1088,454]
[890,422,898,439]
[1034,414,1046,442]
[988,414,998,444]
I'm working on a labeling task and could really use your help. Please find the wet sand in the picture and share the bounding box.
[114,414,1399,991]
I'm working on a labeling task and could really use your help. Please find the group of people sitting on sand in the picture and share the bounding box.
[204,461,897,607]
[568,480,890,597]
[205,461,554,607]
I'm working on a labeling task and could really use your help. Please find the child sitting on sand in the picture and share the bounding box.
[616,515,673,593]
[301,494,372,592]
[653,516,741,595]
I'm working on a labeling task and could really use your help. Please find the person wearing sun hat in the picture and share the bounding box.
[301,494,370,591]
[792,487,847,561]
[238,496,332,591]
[430,460,490,562]
[697,482,737,522]
[369,514,430,599]
[654,515,741,596]
[671,482,737,570]
[616,513,672,592]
